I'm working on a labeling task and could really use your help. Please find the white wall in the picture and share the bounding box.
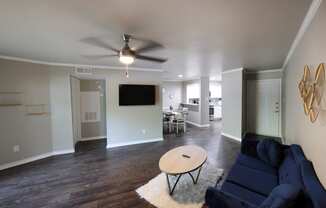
[222,69,244,140]
[200,77,210,126]
[82,69,163,147]
[162,81,182,110]
[70,76,81,144]
[209,81,222,98]
[181,80,201,124]
[49,69,74,152]
[283,0,326,187]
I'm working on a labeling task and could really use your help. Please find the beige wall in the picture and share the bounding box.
[0,58,163,167]
[0,59,74,165]
[283,1,326,187]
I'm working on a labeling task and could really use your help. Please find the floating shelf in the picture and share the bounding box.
[0,92,23,94]
[0,92,24,107]
[26,112,49,116]
[25,104,49,116]
[0,104,22,107]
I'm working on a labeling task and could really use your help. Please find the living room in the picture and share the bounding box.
[0,0,325,208]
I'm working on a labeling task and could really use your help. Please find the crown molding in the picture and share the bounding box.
[222,67,244,74]
[282,0,322,69]
[0,55,164,72]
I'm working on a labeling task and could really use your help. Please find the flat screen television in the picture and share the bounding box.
[119,84,156,106]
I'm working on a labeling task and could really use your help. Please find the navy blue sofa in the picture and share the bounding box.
[205,138,326,208]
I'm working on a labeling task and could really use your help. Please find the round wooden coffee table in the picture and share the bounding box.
[159,145,207,195]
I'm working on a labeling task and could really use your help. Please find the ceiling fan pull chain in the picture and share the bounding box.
[125,64,129,78]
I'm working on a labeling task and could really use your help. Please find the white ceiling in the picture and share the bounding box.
[0,0,311,80]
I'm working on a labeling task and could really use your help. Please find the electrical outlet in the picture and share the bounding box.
[141,129,146,134]
[13,145,20,153]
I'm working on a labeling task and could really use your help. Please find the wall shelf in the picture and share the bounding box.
[25,104,49,116]
[26,112,49,116]
[0,92,23,94]
[0,104,23,107]
[0,92,24,106]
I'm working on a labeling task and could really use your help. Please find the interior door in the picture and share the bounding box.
[247,79,281,137]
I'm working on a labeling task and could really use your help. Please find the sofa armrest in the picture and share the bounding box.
[205,187,253,208]
[241,138,259,158]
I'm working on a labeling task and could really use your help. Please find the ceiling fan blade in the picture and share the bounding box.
[135,42,164,54]
[135,54,167,63]
[81,37,119,53]
[82,54,118,60]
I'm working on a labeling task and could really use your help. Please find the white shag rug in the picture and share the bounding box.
[136,164,224,208]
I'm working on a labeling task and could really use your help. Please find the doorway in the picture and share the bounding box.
[70,77,107,150]
[246,79,281,137]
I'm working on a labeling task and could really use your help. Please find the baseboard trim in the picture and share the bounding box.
[0,149,75,171]
[79,136,106,141]
[107,138,163,149]
[186,121,210,128]
[52,149,75,155]
[221,132,242,142]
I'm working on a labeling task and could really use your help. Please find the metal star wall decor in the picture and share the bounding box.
[298,63,325,123]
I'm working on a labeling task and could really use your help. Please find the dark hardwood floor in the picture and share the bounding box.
[0,121,240,208]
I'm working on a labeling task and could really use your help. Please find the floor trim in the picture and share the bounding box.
[186,121,210,128]
[221,132,242,142]
[52,149,75,155]
[79,136,106,141]
[0,149,75,171]
[107,138,163,149]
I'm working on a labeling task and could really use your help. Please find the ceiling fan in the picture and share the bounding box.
[82,34,167,65]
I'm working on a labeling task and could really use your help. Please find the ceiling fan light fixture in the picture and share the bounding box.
[119,55,134,65]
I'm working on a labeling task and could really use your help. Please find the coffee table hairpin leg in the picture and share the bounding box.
[215,171,224,187]
[165,165,204,195]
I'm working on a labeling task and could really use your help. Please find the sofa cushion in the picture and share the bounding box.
[227,163,278,196]
[278,148,304,189]
[301,160,326,208]
[259,184,301,208]
[237,153,277,175]
[222,181,266,207]
[257,139,283,168]
[206,186,257,208]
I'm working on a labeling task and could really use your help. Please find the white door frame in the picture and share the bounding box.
[70,75,108,142]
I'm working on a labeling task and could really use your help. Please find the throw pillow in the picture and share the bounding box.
[257,139,283,167]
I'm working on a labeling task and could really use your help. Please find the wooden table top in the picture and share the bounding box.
[159,145,207,175]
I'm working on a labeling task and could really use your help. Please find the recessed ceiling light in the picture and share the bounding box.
[178,74,183,78]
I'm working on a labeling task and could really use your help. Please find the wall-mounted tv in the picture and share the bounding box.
[119,84,156,106]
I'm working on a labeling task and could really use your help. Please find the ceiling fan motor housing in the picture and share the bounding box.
[120,44,135,58]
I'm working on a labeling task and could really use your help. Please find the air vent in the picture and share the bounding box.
[75,67,93,75]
